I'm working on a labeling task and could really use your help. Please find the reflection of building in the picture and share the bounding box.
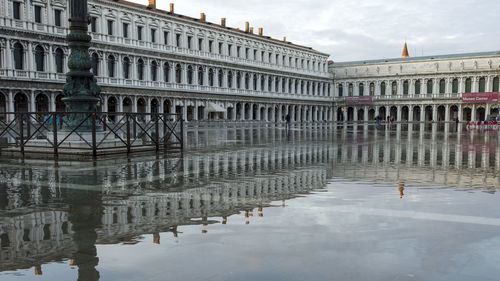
[330,46,500,123]
[0,137,331,273]
[0,0,332,122]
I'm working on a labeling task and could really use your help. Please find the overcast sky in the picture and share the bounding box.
[129,0,500,62]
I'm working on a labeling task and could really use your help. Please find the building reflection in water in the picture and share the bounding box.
[0,124,499,278]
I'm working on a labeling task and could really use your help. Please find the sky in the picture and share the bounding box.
[128,0,500,62]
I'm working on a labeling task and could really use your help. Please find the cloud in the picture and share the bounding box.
[128,0,500,61]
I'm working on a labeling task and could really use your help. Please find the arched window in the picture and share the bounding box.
[427,79,433,94]
[391,81,397,95]
[380,82,386,96]
[123,57,130,79]
[348,83,353,96]
[91,53,99,76]
[137,59,144,80]
[452,79,458,93]
[107,55,115,77]
[268,77,272,91]
[14,43,24,70]
[55,48,64,73]
[208,68,214,86]
[218,70,223,87]
[236,72,241,89]
[479,77,486,92]
[198,66,203,85]
[150,61,157,81]
[254,75,258,91]
[415,80,420,95]
[262,76,266,91]
[245,73,250,90]
[163,62,170,82]
[174,64,182,83]
[358,83,364,96]
[34,45,44,71]
[369,83,375,96]
[403,80,409,95]
[465,78,472,92]
[227,71,233,88]
[493,77,499,92]
[338,84,343,97]
[187,65,193,84]
[439,79,446,94]
[281,78,286,93]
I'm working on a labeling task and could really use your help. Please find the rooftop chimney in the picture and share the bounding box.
[249,27,254,34]
[245,22,250,33]
[221,18,226,27]
[169,3,174,13]
[283,36,286,41]
[200,13,206,22]
[258,28,263,36]
[148,0,156,9]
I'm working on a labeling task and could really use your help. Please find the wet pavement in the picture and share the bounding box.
[0,123,500,281]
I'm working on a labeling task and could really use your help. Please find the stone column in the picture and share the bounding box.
[408,106,414,122]
[364,106,368,122]
[397,105,401,122]
[445,104,450,122]
[458,104,463,121]
[432,105,437,122]
[471,104,476,121]
[30,91,36,112]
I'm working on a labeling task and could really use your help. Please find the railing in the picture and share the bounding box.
[0,112,183,158]
[333,93,462,103]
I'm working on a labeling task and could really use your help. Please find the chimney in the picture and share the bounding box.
[245,21,250,33]
[169,3,174,13]
[221,18,226,27]
[249,27,254,34]
[258,28,263,36]
[283,36,286,41]
[200,13,206,22]
[148,0,156,9]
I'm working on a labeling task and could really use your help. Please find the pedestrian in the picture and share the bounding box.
[375,115,381,129]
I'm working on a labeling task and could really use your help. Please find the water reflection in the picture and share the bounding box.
[0,124,499,279]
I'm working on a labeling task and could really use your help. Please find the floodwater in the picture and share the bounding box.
[1,123,500,281]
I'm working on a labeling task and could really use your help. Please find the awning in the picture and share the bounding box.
[206,102,225,113]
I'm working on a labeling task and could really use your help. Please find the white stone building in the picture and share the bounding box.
[330,46,500,123]
[0,0,333,123]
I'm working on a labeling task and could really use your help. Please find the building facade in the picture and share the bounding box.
[330,50,500,123]
[0,0,333,123]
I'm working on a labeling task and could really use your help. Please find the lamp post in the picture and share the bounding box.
[62,0,100,132]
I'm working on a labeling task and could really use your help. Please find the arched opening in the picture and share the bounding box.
[107,55,115,77]
[198,67,204,85]
[254,75,259,91]
[35,93,49,113]
[450,105,459,121]
[369,83,375,96]
[380,82,386,96]
[347,107,354,121]
[452,79,458,93]
[437,105,446,121]
[163,62,170,82]
[0,93,6,121]
[175,64,182,83]
[357,108,364,121]
[186,105,194,121]
[427,80,433,94]
[236,72,241,89]
[348,83,353,96]
[123,97,132,112]
[137,98,146,115]
[123,57,131,79]
[425,106,433,122]
[465,78,472,92]
[55,94,65,112]
[107,96,117,121]
[274,106,279,121]
[401,106,409,121]
[403,80,409,95]
[244,103,250,120]
[226,106,233,120]
[35,45,45,72]
[477,107,486,121]
[368,109,375,121]
[245,74,250,90]
[391,81,397,95]
[55,48,64,73]
[227,71,233,88]
[337,107,344,121]
[413,106,421,122]
[187,65,193,84]
[415,80,421,95]
[490,107,499,119]
[198,105,205,120]
[378,106,386,119]
[358,83,364,96]
[14,93,28,112]
[493,77,499,92]
[253,104,258,120]
[208,68,214,86]
[151,99,159,114]
[137,59,144,80]
[235,103,242,120]
[338,84,343,97]
[150,61,158,81]
[462,107,472,121]
[163,100,171,114]
[14,42,24,70]
[260,106,266,121]
[479,77,486,92]
[439,79,446,94]
[267,107,273,122]
[390,106,397,120]
[91,52,99,76]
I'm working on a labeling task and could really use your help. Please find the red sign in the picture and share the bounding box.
[345,96,373,105]
[462,92,499,103]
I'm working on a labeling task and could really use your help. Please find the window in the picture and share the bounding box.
[137,26,143,40]
[208,40,213,52]
[35,45,44,71]
[452,79,459,93]
[34,6,42,23]
[391,81,397,95]
[338,84,343,97]
[54,10,62,27]
[228,44,233,56]
[427,79,433,94]
[253,50,257,60]
[151,29,156,43]
[348,83,353,96]
[227,71,232,88]
[198,67,203,85]
[465,78,472,92]
[208,68,214,86]
[91,17,97,33]
[218,42,223,54]
[369,83,375,96]
[380,82,386,96]
[187,66,193,84]
[175,34,181,47]
[163,31,169,45]
[358,83,364,96]
[236,46,241,57]
[245,48,249,59]
[493,77,499,92]
[91,53,99,76]
[175,64,181,83]
[479,77,486,92]
[107,20,113,36]
[137,59,144,80]
[187,36,192,49]
[198,38,203,51]
[55,48,64,73]
[236,72,241,88]
[13,1,21,20]
[245,73,249,89]
[123,57,130,79]
[218,70,223,87]
[261,51,265,62]
[440,79,446,94]
[123,23,129,38]
[151,61,157,81]
[163,63,170,82]
[107,55,115,77]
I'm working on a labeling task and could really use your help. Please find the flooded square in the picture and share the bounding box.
[1,124,499,281]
